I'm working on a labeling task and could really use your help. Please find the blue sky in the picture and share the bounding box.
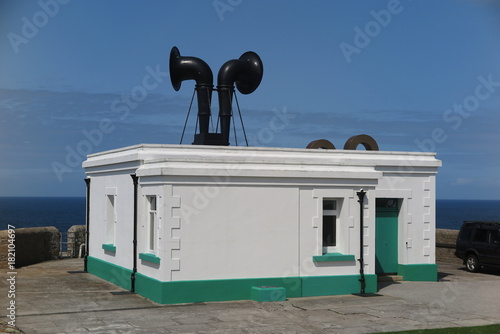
[1,0,499,199]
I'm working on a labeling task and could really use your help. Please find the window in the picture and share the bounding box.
[147,195,157,252]
[473,229,489,243]
[376,198,398,209]
[458,227,473,242]
[322,199,337,252]
[493,231,500,244]
[106,195,115,244]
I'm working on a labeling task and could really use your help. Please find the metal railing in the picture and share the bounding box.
[59,231,83,258]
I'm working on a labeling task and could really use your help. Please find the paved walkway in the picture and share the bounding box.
[1,259,500,333]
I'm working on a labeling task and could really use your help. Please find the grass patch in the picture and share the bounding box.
[0,320,25,333]
[379,324,500,334]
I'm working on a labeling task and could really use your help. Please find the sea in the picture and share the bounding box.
[0,197,499,232]
[0,197,86,232]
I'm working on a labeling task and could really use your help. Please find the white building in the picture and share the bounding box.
[83,143,441,304]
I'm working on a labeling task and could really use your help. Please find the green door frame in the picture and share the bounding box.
[375,204,399,274]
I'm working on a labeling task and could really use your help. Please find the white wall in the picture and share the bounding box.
[169,184,300,281]
[88,172,135,271]
[84,144,440,282]
[376,171,437,265]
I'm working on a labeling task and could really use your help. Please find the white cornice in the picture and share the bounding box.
[83,144,441,179]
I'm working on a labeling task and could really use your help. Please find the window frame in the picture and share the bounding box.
[105,194,116,245]
[322,198,339,254]
[146,195,158,254]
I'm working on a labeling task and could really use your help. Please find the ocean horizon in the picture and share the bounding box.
[0,197,499,232]
[0,197,86,233]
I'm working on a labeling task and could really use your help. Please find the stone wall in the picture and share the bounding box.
[0,228,14,269]
[67,225,86,258]
[0,226,60,269]
[436,228,461,264]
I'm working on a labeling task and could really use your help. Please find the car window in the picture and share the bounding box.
[473,229,489,243]
[459,227,473,241]
[492,231,500,244]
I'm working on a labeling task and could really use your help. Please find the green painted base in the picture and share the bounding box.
[88,257,378,304]
[87,256,132,290]
[251,286,286,302]
[135,273,301,304]
[302,274,377,297]
[398,264,437,282]
[136,274,376,304]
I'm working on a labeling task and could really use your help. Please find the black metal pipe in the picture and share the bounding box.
[217,51,263,146]
[169,46,213,136]
[216,84,234,146]
[130,174,139,292]
[357,190,367,294]
[84,178,91,272]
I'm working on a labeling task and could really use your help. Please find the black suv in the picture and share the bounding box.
[455,221,500,272]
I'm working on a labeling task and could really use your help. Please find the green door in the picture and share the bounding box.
[375,207,399,274]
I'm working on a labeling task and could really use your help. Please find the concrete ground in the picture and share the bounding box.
[1,259,500,334]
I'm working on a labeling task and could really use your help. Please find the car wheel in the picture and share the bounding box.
[465,254,480,272]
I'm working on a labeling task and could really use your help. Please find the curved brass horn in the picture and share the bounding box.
[306,139,336,149]
[343,134,379,151]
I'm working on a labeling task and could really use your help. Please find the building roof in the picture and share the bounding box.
[83,144,441,180]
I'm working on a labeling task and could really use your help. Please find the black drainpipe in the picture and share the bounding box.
[84,178,91,272]
[130,174,139,293]
[356,189,367,294]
